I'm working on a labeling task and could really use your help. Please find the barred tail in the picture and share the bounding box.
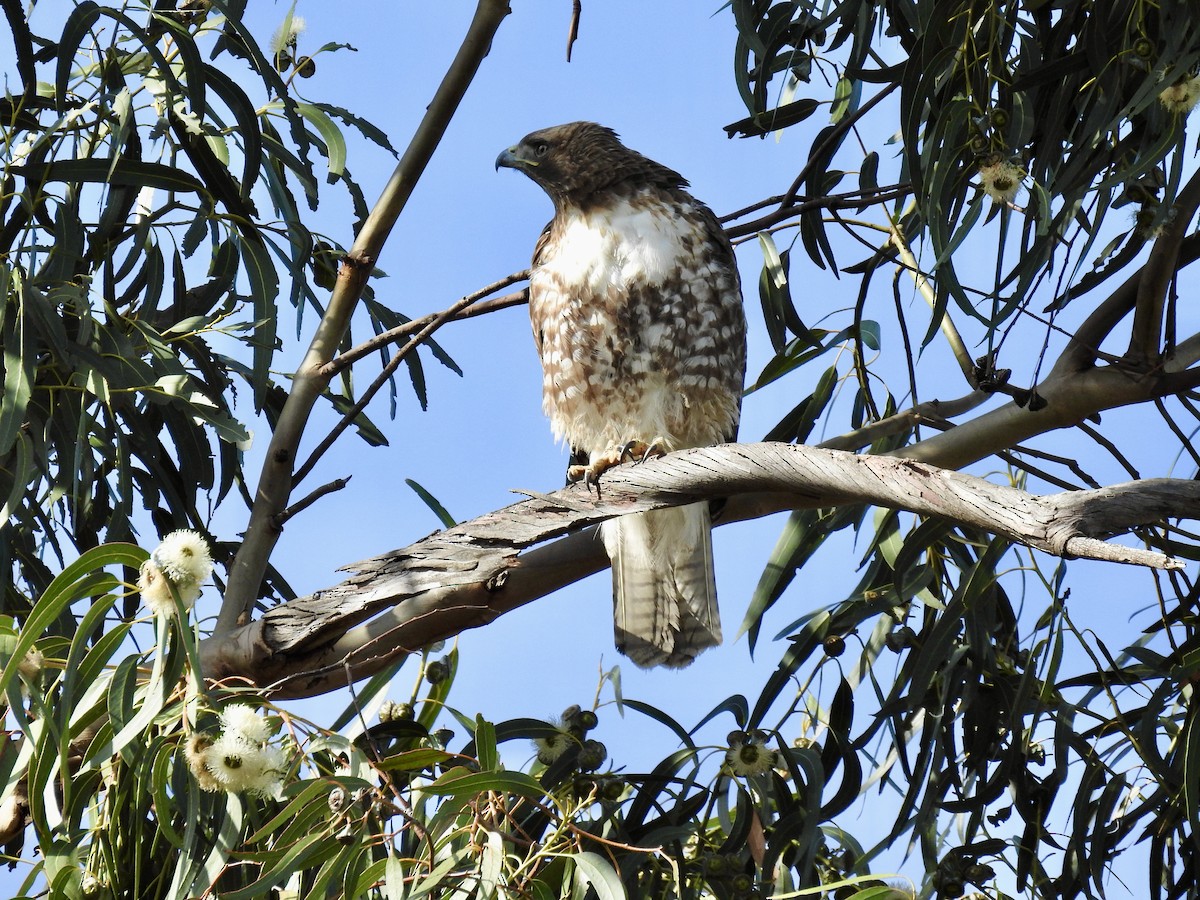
[603,502,721,668]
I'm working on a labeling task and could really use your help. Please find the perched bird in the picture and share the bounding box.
[497,122,747,668]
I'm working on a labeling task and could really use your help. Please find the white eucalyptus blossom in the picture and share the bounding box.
[219,703,276,744]
[1159,76,1200,115]
[205,732,272,794]
[725,731,781,777]
[270,15,306,54]
[140,530,212,616]
[137,560,176,616]
[184,733,223,793]
[534,727,573,765]
[977,158,1024,205]
[152,529,214,586]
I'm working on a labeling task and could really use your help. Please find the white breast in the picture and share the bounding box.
[538,197,694,292]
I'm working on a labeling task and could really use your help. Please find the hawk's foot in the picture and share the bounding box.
[568,444,626,487]
[621,436,668,465]
[568,438,669,489]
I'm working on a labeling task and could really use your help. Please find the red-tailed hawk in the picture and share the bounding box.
[497,122,746,668]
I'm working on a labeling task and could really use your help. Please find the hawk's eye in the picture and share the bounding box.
[533,141,550,157]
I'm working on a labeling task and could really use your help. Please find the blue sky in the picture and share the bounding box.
[235,4,1166,891]
[4,1,1184,894]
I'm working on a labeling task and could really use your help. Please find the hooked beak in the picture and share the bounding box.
[495,145,534,171]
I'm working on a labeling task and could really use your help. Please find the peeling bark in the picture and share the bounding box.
[199,443,1198,698]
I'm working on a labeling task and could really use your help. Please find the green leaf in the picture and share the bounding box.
[13,158,209,196]
[202,64,263,202]
[571,852,627,900]
[220,831,336,900]
[406,478,456,528]
[1183,702,1200,849]
[324,388,389,446]
[474,715,499,771]
[422,767,546,799]
[480,830,504,900]
[295,102,348,178]
[0,544,144,705]
[758,232,792,353]
[237,232,280,410]
[830,77,859,124]
[376,748,455,772]
[0,270,33,456]
[725,99,821,138]
[55,2,103,110]
[859,150,880,196]
[313,101,400,158]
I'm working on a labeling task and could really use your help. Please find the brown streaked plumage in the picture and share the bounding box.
[498,122,746,668]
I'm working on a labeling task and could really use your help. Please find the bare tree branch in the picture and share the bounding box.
[1126,170,1200,365]
[723,185,910,239]
[217,0,513,636]
[1052,233,1200,376]
[322,272,529,377]
[896,359,1170,471]
[200,443,1196,698]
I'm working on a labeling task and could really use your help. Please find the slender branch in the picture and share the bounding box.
[1164,328,1200,373]
[277,477,352,527]
[453,289,529,320]
[323,271,529,377]
[780,82,899,208]
[294,282,522,487]
[724,185,909,240]
[216,0,512,636]
[818,390,990,452]
[1051,233,1200,377]
[720,193,789,224]
[1126,170,1200,365]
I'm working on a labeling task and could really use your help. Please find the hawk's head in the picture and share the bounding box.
[496,122,686,205]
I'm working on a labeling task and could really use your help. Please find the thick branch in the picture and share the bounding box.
[896,356,1180,471]
[217,0,511,635]
[200,443,1196,697]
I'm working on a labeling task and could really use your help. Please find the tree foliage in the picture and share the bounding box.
[3,0,1200,898]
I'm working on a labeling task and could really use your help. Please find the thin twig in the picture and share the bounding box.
[294,288,494,487]
[719,193,789,223]
[1077,420,1141,480]
[323,271,528,377]
[780,82,899,207]
[1003,443,1097,489]
[1154,398,1200,471]
[818,391,989,452]
[277,476,352,527]
[724,185,909,239]
[565,0,581,61]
